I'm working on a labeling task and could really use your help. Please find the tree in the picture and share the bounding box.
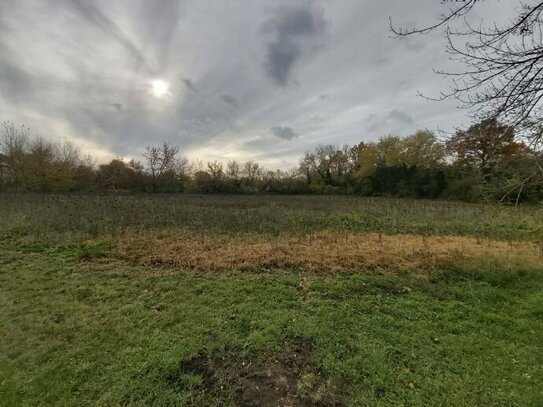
[0,122,30,190]
[72,161,97,191]
[299,145,354,188]
[207,161,224,180]
[391,1,543,146]
[353,142,378,179]
[98,159,140,191]
[242,160,261,182]
[242,160,262,191]
[445,118,541,201]
[445,118,521,172]
[375,135,403,167]
[204,161,227,192]
[191,162,226,193]
[1,122,103,191]
[299,152,315,185]
[400,130,445,168]
[226,160,241,180]
[142,142,180,193]
[224,160,241,192]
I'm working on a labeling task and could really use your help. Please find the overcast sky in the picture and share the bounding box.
[0,0,514,168]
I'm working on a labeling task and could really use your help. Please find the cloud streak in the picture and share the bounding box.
[68,0,152,74]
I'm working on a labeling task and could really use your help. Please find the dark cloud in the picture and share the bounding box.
[261,4,326,86]
[386,109,414,125]
[181,78,196,91]
[271,125,297,140]
[220,94,239,108]
[0,57,70,108]
[366,109,415,133]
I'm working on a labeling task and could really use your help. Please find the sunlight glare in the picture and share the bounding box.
[151,79,169,98]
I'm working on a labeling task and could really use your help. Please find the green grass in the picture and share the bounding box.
[1,194,542,242]
[0,194,542,406]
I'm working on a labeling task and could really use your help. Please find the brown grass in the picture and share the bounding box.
[114,230,543,273]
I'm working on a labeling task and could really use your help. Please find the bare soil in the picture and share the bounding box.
[170,338,348,406]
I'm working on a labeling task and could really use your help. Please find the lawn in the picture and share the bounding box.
[0,195,542,406]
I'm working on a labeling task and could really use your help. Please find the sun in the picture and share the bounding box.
[151,79,169,98]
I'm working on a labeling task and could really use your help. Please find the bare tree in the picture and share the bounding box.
[226,160,241,179]
[242,160,262,183]
[143,142,179,193]
[226,160,242,187]
[59,140,81,167]
[391,1,543,147]
[178,156,192,177]
[206,161,224,180]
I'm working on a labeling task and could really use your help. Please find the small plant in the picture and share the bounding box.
[76,243,110,261]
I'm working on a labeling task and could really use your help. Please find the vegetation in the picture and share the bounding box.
[2,119,542,202]
[2,194,542,243]
[1,194,542,406]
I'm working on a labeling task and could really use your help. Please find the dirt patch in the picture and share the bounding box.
[116,230,543,273]
[168,353,217,391]
[169,338,347,406]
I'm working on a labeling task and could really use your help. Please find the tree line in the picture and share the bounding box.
[1,119,541,202]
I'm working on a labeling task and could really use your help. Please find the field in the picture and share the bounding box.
[1,194,542,406]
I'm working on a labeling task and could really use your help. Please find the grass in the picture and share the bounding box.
[1,194,542,242]
[116,229,542,273]
[0,194,542,406]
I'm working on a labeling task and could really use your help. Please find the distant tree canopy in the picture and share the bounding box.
[1,119,542,203]
[0,122,95,192]
[445,119,521,171]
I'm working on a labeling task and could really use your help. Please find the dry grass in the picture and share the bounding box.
[115,230,543,273]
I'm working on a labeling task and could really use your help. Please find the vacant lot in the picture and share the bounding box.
[1,194,542,406]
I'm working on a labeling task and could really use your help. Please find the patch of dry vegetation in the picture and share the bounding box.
[115,230,543,273]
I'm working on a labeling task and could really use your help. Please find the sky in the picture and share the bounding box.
[0,0,515,168]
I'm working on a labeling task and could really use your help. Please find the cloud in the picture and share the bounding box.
[220,94,239,108]
[67,0,152,73]
[181,78,196,91]
[0,0,513,167]
[271,125,298,140]
[387,109,414,125]
[137,0,183,69]
[111,103,123,112]
[399,36,425,53]
[366,109,415,133]
[260,3,326,86]
[0,61,35,103]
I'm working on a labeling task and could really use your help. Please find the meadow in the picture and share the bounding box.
[0,194,542,406]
